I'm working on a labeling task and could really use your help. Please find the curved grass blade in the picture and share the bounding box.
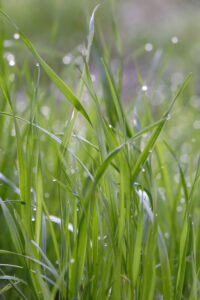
[0,9,92,127]
[0,198,23,253]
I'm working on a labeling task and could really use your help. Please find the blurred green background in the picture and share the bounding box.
[2,0,200,86]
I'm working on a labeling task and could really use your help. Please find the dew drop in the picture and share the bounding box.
[41,106,50,118]
[68,223,74,232]
[171,36,179,44]
[164,232,169,239]
[11,128,16,137]
[62,54,72,65]
[52,178,56,182]
[141,85,148,92]
[13,33,20,40]
[9,60,15,67]
[145,43,153,52]
[108,124,112,128]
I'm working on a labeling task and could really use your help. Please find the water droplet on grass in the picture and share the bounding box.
[49,215,61,225]
[41,106,50,118]
[145,43,153,52]
[68,223,74,232]
[171,36,179,44]
[62,54,72,65]
[141,85,148,92]
[4,52,16,66]
[164,232,169,239]
[52,178,56,182]
[13,33,20,40]
[9,60,15,66]
[11,128,16,137]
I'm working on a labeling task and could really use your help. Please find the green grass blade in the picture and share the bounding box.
[0,9,92,127]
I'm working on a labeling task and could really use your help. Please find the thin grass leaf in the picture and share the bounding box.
[0,198,22,253]
[0,9,92,127]
[132,211,143,287]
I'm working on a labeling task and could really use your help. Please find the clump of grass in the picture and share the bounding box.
[0,4,199,300]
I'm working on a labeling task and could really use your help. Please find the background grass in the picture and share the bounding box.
[0,0,200,299]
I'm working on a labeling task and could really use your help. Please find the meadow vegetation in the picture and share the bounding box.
[0,1,200,299]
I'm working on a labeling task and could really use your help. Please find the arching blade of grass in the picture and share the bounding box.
[0,250,58,278]
[132,73,192,180]
[0,281,24,298]
[0,270,27,300]
[0,9,92,127]
[0,172,20,195]
[0,198,23,253]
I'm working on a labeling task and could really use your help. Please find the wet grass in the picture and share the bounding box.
[0,3,200,300]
